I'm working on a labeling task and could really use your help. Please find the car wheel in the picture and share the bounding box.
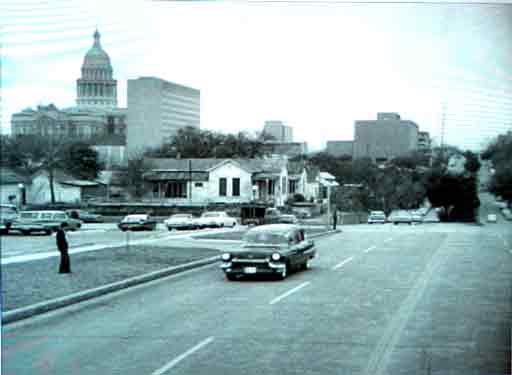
[21,229,30,236]
[121,228,127,232]
[0,229,8,235]
[226,274,237,281]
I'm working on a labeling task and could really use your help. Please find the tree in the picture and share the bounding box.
[146,127,271,159]
[482,131,512,202]
[1,135,101,204]
[119,154,154,199]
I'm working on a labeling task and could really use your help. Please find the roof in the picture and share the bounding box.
[82,29,112,69]
[305,165,320,183]
[246,224,300,234]
[146,158,286,175]
[0,168,30,185]
[287,161,305,175]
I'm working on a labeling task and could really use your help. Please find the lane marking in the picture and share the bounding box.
[151,336,214,375]
[269,281,311,305]
[364,245,377,254]
[332,256,354,270]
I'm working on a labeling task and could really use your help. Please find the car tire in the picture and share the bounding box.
[226,274,237,281]
[21,230,30,236]
[0,229,8,235]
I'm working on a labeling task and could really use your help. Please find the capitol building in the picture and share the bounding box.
[11,29,127,167]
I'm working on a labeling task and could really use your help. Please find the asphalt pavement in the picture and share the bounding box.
[2,221,511,375]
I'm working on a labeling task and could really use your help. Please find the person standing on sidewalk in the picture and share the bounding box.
[56,223,71,274]
[332,208,338,230]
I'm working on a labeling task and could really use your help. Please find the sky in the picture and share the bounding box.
[1,0,512,152]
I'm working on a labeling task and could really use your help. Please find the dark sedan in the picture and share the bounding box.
[118,214,157,231]
[220,224,316,281]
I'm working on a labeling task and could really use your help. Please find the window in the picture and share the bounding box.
[289,180,297,194]
[219,178,227,196]
[195,182,203,187]
[268,180,274,195]
[165,181,187,198]
[153,183,159,198]
[232,178,240,197]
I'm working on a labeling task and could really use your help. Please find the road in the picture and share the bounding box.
[3,219,511,375]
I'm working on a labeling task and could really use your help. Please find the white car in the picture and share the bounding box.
[164,214,196,230]
[195,211,237,228]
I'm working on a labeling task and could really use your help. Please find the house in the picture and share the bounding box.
[28,170,106,204]
[0,168,30,205]
[304,167,339,202]
[287,160,307,198]
[143,157,289,207]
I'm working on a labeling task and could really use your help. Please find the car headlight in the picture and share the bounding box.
[271,253,281,261]
[221,253,231,261]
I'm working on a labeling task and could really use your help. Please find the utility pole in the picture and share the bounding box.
[189,159,192,203]
[440,102,446,162]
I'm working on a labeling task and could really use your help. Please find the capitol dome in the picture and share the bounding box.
[82,29,112,70]
[76,28,118,109]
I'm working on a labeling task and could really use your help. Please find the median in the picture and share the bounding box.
[2,245,219,322]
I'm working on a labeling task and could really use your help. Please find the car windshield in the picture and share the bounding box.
[171,214,191,219]
[20,212,37,219]
[244,232,288,245]
[124,215,147,222]
[202,212,221,218]
[0,206,17,216]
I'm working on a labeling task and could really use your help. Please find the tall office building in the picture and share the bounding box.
[263,121,293,142]
[353,113,419,162]
[127,77,200,156]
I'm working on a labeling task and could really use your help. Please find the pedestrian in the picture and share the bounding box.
[332,209,337,230]
[56,223,71,274]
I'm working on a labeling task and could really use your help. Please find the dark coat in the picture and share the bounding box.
[56,229,68,252]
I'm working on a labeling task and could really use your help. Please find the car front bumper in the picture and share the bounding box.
[220,260,286,275]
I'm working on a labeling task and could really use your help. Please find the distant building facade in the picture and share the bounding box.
[353,113,419,162]
[417,131,431,153]
[262,142,308,158]
[263,121,293,142]
[326,140,354,158]
[127,77,200,157]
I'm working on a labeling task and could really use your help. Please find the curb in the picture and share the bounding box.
[2,255,220,325]
[309,229,342,238]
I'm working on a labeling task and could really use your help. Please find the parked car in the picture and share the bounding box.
[164,214,196,230]
[263,208,282,225]
[387,210,413,225]
[487,214,497,223]
[118,214,157,231]
[293,208,312,219]
[194,211,237,228]
[66,209,104,223]
[220,224,316,281]
[367,210,386,224]
[0,204,19,235]
[279,214,299,224]
[11,210,82,235]
[411,211,423,223]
